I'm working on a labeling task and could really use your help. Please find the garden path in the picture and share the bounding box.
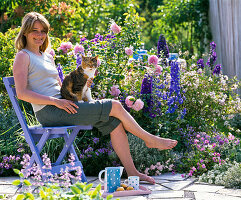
[0,173,240,199]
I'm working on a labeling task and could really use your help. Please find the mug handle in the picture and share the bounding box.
[98,170,105,183]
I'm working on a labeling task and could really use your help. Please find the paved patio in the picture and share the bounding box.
[0,173,240,199]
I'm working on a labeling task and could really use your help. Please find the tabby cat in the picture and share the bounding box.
[60,55,98,102]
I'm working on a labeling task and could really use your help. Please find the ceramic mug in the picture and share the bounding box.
[98,166,124,193]
[125,176,139,190]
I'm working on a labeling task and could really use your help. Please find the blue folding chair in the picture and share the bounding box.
[3,76,92,182]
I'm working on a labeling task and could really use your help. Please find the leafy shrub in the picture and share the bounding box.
[0,28,19,92]
[127,133,172,173]
[199,160,241,189]
[151,0,211,55]
[174,128,241,177]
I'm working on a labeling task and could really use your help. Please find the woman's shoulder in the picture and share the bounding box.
[14,50,30,65]
[16,50,30,59]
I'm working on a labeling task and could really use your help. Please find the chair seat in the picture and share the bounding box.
[29,124,93,134]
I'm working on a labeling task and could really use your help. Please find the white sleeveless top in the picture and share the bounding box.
[22,49,61,112]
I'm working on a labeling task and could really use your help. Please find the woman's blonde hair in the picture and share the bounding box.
[15,12,50,52]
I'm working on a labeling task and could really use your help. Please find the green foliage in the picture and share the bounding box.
[0,27,19,92]
[0,0,140,41]
[151,0,211,55]
[10,167,115,199]
[127,133,171,173]
[199,161,241,189]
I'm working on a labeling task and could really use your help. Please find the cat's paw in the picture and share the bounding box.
[78,100,84,103]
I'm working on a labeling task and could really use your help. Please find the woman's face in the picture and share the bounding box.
[25,20,47,48]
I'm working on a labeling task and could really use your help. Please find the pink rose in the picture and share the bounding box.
[155,65,162,75]
[58,42,73,54]
[74,44,84,54]
[109,85,121,97]
[132,99,144,111]
[125,96,135,108]
[49,49,55,57]
[125,47,133,56]
[110,22,121,34]
[148,55,159,66]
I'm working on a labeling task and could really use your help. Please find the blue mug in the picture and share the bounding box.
[98,166,124,193]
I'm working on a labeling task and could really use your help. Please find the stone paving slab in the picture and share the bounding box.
[148,190,184,199]
[153,179,170,185]
[217,188,241,197]
[185,183,225,193]
[140,183,169,191]
[113,196,147,200]
[162,179,195,190]
[0,176,18,185]
[0,184,18,195]
[153,173,186,181]
[194,191,241,200]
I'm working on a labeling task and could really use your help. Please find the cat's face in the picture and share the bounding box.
[81,55,98,71]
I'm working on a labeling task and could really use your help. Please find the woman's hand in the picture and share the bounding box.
[86,78,93,88]
[53,98,79,114]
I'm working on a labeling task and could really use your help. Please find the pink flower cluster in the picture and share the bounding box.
[125,96,144,111]
[125,47,133,56]
[19,153,82,187]
[74,44,84,54]
[109,85,121,97]
[57,41,73,54]
[110,22,121,34]
[148,55,162,75]
[144,160,175,176]
[148,55,159,66]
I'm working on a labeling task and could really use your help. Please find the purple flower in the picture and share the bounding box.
[206,41,217,70]
[57,64,64,83]
[210,41,216,51]
[157,34,169,58]
[76,54,82,68]
[197,59,205,69]
[140,74,154,116]
[93,137,99,144]
[212,64,222,75]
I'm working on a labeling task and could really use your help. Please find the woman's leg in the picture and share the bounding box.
[109,100,177,150]
[110,123,155,184]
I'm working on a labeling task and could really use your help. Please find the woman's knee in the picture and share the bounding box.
[110,100,123,116]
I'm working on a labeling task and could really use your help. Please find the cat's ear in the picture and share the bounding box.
[95,55,99,59]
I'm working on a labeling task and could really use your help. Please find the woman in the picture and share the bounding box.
[13,12,177,184]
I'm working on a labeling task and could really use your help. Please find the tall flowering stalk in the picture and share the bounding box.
[206,41,217,70]
[140,74,154,117]
[157,34,169,58]
[166,62,185,116]
[57,63,64,83]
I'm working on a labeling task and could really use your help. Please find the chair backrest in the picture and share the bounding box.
[3,76,30,134]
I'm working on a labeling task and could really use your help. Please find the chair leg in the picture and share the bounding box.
[24,130,51,174]
[62,132,88,182]
[55,128,79,165]
[63,133,80,162]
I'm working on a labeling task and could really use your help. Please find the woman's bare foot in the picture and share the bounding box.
[128,172,155,184]
[145,135,178,150]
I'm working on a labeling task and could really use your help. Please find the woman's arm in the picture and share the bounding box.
[12,51,78,114]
